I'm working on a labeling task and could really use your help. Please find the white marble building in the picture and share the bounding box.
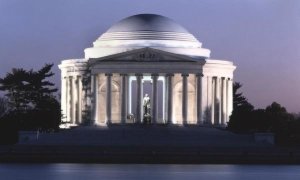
[58,14,236,127]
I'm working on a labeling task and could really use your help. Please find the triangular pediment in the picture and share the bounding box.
[89,47,199,64]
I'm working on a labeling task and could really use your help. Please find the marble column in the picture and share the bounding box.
[74,76,79,124]
[77,76,82,124]
[91,74,99,125]
[151,74,159,124]
[121,74,128,124]
[126,76,129,116]
[135,74,143,123]
[166,74,174,124]
[69,76,74,124]
[105,73,112,124]
[61,76,67,123]
[215,77,221,125]
[196,73,203,125]
[67,76,71,123]
[128,77,132,114]
[212,77,216,125]
[73,76,78,124]
[163,76,168,123]
[65,77,70,123]
[227,78,233,124]
[221,77,227,125]
[182,74,189,125]
[207,76,213,125]
[201,75,207,123]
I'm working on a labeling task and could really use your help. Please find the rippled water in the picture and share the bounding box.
[1,164,300,180]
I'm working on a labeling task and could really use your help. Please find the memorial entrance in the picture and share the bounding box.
[129,76,164,124]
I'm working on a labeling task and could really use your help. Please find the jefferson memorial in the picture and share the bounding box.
[58,14,236,127]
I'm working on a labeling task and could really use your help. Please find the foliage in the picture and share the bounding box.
[0,68,29,111]
[232,82,253,110]
[228,82,300,146]
[0,64,57,111]
[0,64,61,133]
[227,82,254,132]
[17,97,61,131]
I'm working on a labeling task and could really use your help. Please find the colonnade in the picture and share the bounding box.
[61,72,233,126]
[61,75,84,124]
[85,73,233,126]
[203,76,233,126]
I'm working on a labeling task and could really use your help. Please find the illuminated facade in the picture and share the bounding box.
[58,14,236,127]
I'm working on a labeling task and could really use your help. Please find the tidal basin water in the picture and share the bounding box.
[1,164,300,180]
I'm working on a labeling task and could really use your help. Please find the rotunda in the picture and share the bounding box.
[58,14,236,127]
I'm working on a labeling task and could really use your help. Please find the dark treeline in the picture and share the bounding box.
[228,82,300,146]
[0,64,61,144]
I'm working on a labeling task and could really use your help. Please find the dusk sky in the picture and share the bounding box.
[0,0,299,112]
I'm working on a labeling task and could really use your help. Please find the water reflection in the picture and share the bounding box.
[0,164,300,180]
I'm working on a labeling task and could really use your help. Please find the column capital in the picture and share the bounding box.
[181,73,189,77]
[135,73,143,77]
[196,73,204,77]
[75,77,79,84]
[151,74,159,80]
[151,73,159,77]
[120,73,128,77]
[165,73,174,77]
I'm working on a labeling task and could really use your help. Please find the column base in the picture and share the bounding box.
[197,121,204,125]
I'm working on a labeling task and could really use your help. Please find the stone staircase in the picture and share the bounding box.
[19,125,259,147]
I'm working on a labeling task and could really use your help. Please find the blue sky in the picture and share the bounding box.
[0,0,299,112]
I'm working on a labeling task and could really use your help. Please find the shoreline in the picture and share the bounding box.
[1,145,300,164]
[3,126,299,164]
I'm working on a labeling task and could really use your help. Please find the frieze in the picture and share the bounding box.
[67,66,88,72]
[133,51,161,61]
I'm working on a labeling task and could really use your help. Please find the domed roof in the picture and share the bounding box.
[85,14,211,59]
[94,14,200,46]
[106,14,189,33]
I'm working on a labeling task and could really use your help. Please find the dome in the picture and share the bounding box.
[106,14,189,33]
[85,14,211,59]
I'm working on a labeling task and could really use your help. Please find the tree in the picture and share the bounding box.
[26,64,58,108]
[228,82,254,132]
[0,64,58,111]
[34,96,61,130]
[264,102,296,143]
[0,64,61,131]
[232,82,253,110]
[227,82,300,146]
[0,68,29,111]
